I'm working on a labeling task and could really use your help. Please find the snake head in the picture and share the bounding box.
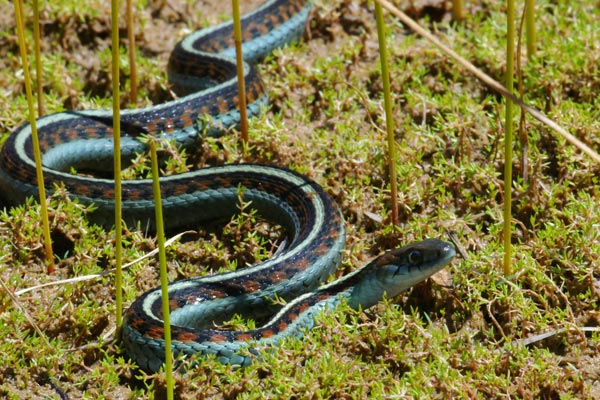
[351,239,456,309]
[372,238,455,274]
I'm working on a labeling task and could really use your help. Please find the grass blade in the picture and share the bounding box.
[150,141,174,399]
[126,0,137,104]
[111,0,124,329]
[374,2,398,227]
[503,0,515,276]
[232,0,249,145]
[452,0,464,21]
[14,0,54,273]
[525,0,536,56]
[32,0,44,116]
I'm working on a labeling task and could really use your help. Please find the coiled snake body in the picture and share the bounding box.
[0,0,456,372]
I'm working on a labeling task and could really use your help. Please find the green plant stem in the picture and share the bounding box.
[32,0,44,116]
[503,0,515,276]
[14,0,54,273]
[232,0,249,146]
[516,2,529,183]
[111,0,124,329]
[525,0,535,56]
[452,0,464,21]
[150,141,174,399]
[374,2,398,227]
[126,0,137,104]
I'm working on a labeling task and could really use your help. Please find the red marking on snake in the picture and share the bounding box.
[261,329,275,338]
[209,334,227,343]
[147,327,165,339]
[177,332,199,342]
[235,333,253,342]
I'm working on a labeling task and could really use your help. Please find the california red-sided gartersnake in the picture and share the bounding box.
[0,0,456,372]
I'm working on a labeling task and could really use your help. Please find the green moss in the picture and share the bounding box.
[0,0,598,398]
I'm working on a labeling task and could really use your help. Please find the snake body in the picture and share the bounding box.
[0,0,456,372]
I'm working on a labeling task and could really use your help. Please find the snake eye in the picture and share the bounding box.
[407,250,423,266]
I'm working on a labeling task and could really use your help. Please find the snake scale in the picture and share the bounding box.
[0,0,456,372]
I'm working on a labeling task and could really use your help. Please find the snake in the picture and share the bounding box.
[0,0,457,372]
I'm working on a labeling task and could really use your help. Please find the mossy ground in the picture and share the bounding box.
[0,0,599,398]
